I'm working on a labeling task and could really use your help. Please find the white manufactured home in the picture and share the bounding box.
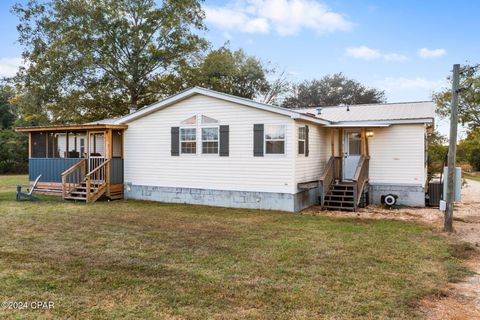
[18,87,434,212]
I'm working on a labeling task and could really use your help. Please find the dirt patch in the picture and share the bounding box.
[419,179,480,319]
[305,178,480,320]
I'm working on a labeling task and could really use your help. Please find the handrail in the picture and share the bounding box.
[319,157,335,181]
[85,159,111,203]
[61,159,86,199]
[86,159,111,178]
[319,156,341,208]
[61,160,85,176]
[352,156,370,210]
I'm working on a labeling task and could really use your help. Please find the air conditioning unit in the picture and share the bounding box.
[381,194,398,207]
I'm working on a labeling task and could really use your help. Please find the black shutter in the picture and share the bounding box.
[171,127,180,156]
[305,125,309,157]
[253,124,264,157]
[219,125,229,156]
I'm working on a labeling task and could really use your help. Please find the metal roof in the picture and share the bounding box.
[17,89,435,132]
[16,123,128,132]
[296,101,435,123]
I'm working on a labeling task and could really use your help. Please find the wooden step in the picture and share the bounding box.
[323,205,355,211]
[329,190,354,196]
[325,195,354,201]
[67,191,87,196]
[334,182,354,186]
[65,196,87,201]
[332,185,354,191]
[74,186,101,192]
[324,200,354,206]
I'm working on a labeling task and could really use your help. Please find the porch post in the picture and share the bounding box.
[364,129,370,157]
[28,133,32,158]
[86,130,90,163]
[105,129,112,197]
[361,128,367,156]
[339,128,343,180]
[66,132,69,158]
[330,129,335,157]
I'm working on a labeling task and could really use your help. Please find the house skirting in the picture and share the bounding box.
[124,183,320,212]
[369,183,425,207]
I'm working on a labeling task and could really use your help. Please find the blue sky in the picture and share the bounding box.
[1,0,479,136]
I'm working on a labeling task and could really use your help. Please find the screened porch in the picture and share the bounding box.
[17,124,127,202]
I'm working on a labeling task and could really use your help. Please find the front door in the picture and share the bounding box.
[87,131,106,172]
[343,129,362,180]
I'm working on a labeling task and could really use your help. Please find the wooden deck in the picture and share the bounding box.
[30,181,124,201]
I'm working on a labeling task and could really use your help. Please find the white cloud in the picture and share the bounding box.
[0,57,22,78]
[345,46,381,60]
[418,48,446,59]
[205,0,353,36]
[346,46,408,62]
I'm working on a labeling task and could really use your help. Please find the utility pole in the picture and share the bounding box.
[445,64,460,232]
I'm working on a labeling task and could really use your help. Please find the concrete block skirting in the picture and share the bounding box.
[294,187,321,212]
[369,183,425,207]
[124,183,320,212]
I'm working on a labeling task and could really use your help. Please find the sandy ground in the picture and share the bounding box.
[305,179,480,319]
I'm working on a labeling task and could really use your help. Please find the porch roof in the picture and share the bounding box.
[16,123,128,133]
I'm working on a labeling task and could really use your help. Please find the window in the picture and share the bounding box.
[181,115,197,125]
[298,126,306,155]
[202,127,219,154]
[79,138,85,157]
[348,132,362,155]
[201,115,218,124]
[181,128,196,154]
[265,125,285,154]
[47,133,59,158]
[31,132,46,158]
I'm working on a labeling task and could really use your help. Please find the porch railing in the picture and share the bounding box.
[61,159,86,198]
[60,157,110,203]
[352,156,370,210]
[89,156,105,172]
[319,156,342,207]
[85,159,111,203]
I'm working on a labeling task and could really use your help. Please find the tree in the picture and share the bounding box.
[0,84,28,174]
[261,71,291,105]
[154,46,273,101]
[282,73,386,108]
[457,129,480,171]
[0,130,28,174]
[13,0,207,124]
[434,64,480,130]
[426,130,448,181]
[0,85,16,129]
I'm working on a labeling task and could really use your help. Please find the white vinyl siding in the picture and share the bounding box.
[294,122,328,190]
[368,124,426,186]
[124,94,296,194]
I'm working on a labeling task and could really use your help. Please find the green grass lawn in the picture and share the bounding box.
[0,175,471,319]
[464,172,480,182]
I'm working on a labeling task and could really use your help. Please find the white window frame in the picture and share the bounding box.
[201,126,219,155]
[180,127,197,155]
[298,126,306,156]
[264,124,287,156]
[179,114,221,156]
